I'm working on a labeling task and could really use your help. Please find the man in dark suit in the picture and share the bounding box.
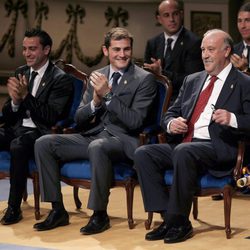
[134,29,250,243]
[231,2,250,72]
[0,29,74,225]
[33,27,157,234]
[144,0,203,103]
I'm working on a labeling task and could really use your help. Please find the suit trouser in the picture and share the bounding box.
[35,130,128,211]
[134,141,217,218]
[0,126,41,208]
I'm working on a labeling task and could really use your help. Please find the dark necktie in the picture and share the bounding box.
[28,71,38,92]
[183,75,217,143]
[164,38,173,69]
[247,46,250,68]
[112,72,121,92]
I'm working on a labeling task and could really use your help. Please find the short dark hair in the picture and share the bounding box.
[238,2,250,13]
[104,27,133,48]
[24,28,53,50]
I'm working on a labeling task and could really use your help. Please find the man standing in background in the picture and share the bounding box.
[144,0,203,103]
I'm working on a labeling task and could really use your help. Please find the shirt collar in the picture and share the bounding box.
[30,60,49,78]
[164,26,183,45]
[109,65,124,81]
[209,63,232,82]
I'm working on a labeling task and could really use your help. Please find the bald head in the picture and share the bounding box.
[157,0,183,35]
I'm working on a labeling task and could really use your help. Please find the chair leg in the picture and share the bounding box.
[145,212,153,230]
[124,178,137,229]
[32,173,40,220]
[73,187,82,209]
[223,186,233,239]
[23,187,28,202]
[192,196,198,220]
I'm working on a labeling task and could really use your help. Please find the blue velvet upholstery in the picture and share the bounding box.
[0,151,11,173]
[164,169,235,189]
[60,160,135,181]
[56,78,84,128]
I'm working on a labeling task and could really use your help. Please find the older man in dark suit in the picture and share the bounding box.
[135,29,250,243]
[33,27,157,234]
[144,0,203,103]
[0,28,74,225]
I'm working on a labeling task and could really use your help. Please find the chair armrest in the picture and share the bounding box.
[234,139,250,181]
[139,125,163,145]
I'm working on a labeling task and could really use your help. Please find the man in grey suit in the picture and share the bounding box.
[33,27,157,234]
[144,0,203,103]
[134,29,250,243]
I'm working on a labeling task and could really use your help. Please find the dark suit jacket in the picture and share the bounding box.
[2,61,74,134]
[75,63,157,160]
[144,27,204,102]
[162,67,250,176]
[234,41,244,56]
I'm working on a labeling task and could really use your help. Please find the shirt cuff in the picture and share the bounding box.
[90,100,102,113]
[229,113,238,128]
[11,100,19,112]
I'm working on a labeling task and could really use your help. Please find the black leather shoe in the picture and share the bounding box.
[145,221,170,241]
[164,222,193,244]
[0,206,23,225]
[33,209,69,231]
[80,214,110,235]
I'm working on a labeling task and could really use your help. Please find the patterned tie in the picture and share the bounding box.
[183,75,217,142]
[164,38,173,69]
[112,72,121,92]
[28,71,38,92]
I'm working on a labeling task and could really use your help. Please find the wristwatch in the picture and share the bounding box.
[103,91,113,102]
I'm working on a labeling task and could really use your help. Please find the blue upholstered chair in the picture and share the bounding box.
[0,60,88,220]
[58,71,172,229]
[144,133,246,239]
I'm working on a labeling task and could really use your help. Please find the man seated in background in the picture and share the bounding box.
[33,27,157,234]
[0,28,74,225]
[144,0,203,103]
[135,29,250,243]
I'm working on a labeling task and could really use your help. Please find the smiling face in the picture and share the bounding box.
[102,38,132,71]
[157,0,183,36]
[22,36,50,70]
[201,30,231,76]
[237,11,250,43]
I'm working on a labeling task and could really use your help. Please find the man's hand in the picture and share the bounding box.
[143,58,162,75]
[230,53,248,71]
[169,117,188,134]
[90,71,110,106]
[212,109,231,126]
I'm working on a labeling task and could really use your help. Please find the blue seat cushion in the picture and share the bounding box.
[164,170,234,189]
[0,151,11,172]
[60,160,136,181]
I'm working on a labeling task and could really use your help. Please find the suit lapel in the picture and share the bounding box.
[114,63,134,94]
[215,68,237,108]
[35,62,53,97]
[171,28,185,59]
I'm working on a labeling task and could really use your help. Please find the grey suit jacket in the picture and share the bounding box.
[2,61,74,134]
[75,63,157,160]
[162,67,250,176]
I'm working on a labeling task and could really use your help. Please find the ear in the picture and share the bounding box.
[157,15,162,25]
[43,45,51,56]
[225,46,231,58]
[102,45,109,57]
